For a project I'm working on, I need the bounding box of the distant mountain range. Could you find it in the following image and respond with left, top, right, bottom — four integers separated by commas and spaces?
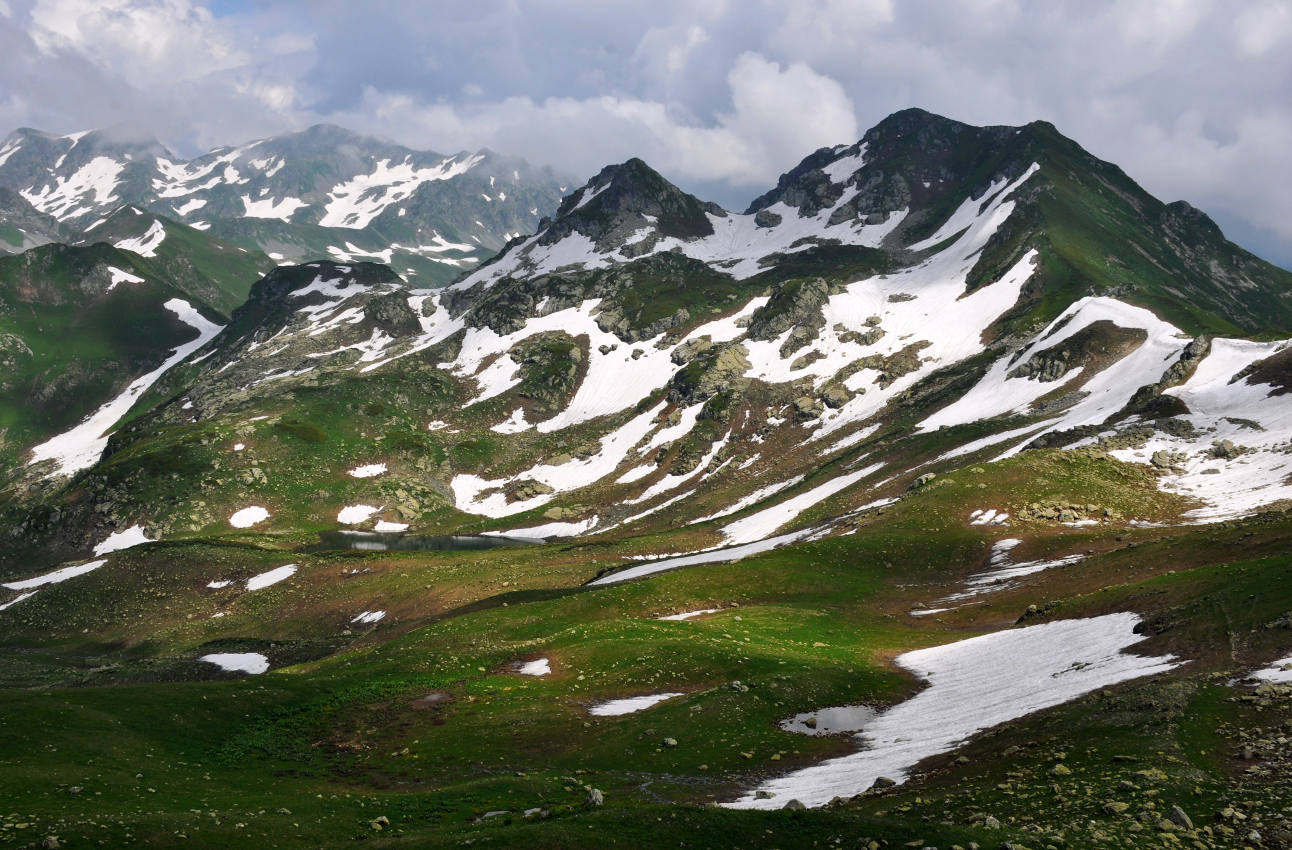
0, 124, 571, 285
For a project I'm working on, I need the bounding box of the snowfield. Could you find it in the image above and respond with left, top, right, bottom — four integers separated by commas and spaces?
727, 613, 1180, 809
29, 299, 222, 478
114, 219, 167, 257
320, 154, 483, 229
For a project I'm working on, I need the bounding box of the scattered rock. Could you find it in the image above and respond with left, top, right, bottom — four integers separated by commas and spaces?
1167, 805, 1193, 830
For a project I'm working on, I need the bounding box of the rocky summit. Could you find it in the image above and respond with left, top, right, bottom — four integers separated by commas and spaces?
0, 109, 1290, 849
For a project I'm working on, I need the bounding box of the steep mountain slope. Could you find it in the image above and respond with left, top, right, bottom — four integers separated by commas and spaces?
0, 241, 226, 474
77, 205, 273, 316
5, 110, 1291, 561
0, 110, 1290, 849
0, 187, 67, 253
0, 125, 570, 285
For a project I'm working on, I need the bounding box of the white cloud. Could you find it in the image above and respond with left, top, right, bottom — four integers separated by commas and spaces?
775, 0, 895, 47
1234, 1, 1292, 57
330, 52, 856, 191
1101, 0, 1213, 52
29, 0, 249, 85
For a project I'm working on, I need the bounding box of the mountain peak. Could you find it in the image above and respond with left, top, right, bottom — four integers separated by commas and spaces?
540, 157, 724, 249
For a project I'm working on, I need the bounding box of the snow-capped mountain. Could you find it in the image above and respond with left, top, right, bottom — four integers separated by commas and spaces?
4, 107, 1289, 563
2, 109, 1292, 847
0, 124, 570, 284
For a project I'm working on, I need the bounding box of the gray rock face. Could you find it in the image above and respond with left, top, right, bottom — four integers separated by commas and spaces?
539, 158, 721, 253
1167, 805, 1193, 830
747, 278, 830, 343
668, 344, 751, 405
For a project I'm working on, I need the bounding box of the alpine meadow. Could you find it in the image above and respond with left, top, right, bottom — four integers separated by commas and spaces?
0, 3, 1291, 849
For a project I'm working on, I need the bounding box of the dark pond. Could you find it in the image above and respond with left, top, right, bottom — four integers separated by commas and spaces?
307, 532, 545, 553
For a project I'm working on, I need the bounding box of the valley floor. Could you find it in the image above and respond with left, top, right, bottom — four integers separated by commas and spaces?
1, 460, 1290, 849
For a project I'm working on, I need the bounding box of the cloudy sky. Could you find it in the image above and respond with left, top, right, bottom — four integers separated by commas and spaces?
1, 0, 1289, 265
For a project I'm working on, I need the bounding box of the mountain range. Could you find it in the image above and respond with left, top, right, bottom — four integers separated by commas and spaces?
0, 123, 569, 283
0, 108, 1289, 849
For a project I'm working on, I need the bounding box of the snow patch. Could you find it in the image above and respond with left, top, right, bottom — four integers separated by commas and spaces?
727, 613, 1179, 809
114, 220, 167, 257
1, 559, 107, 591
229, 506, 270, 528
93, 525, 153, 555
240, 194, 308, 221
105, 265, 144, 290
338, 504, 382, 525
199, 653, 269, 674
29, 299, 222, 478
657, 608, 721, 621
517, 658, 551, 676
246, 564, 296, 591
589, 692, 684, 716
1252, 655, 1292, 684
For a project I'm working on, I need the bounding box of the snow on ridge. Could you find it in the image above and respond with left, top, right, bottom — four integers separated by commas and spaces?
908, 165, 1039, 253
105, 265, 145, 290
451, 402, 667, 519
319, 153, 484, 229
689, 476, 807, 525
921, 296, 1187, 439
114, 219, 167, 257
173, 197, 206, 216
21, 155, 126, 220
240, 194, 308, 221
819, 144, 868, 185
29, 299, 222, 478
727, 613, 1179, 809
1107, 336, 1292, 522
925, 294, 1292, 523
